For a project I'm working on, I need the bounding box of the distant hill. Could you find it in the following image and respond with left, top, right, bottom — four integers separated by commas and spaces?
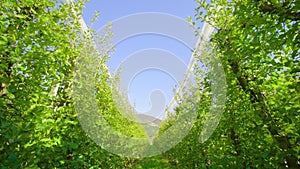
136, 113, 161, 126
135, 114, 161, 139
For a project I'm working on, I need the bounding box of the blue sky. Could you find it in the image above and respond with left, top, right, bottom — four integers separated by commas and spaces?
82, 0, 202, 118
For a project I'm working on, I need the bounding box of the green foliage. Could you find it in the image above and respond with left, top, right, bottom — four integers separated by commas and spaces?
1, 0, 299, 168
94, 47, 147, 138
157, 0, 299, 168
0, 0, 141, 168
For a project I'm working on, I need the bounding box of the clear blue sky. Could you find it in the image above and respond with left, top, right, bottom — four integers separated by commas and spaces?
82, 0, 202, 118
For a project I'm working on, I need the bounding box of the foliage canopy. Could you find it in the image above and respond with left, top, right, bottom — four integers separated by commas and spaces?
0, 0, 299, 168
